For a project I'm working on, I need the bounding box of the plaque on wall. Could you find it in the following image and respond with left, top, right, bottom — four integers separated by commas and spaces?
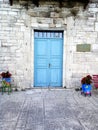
76, 44, 91, 52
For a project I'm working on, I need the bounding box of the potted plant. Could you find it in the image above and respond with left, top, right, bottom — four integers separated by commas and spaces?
0, 71, 12, 94
81, 75, 92, 96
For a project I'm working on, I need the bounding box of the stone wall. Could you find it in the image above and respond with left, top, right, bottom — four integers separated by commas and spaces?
0, 0, 98, 89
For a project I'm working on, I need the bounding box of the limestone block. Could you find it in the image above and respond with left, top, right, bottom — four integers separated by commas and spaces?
87, 38, 96, 44
56, 24, 61, 27
8, 11, 18, 16
88, 16, 96, 21
66, 37, 74, 45
12, 27, 20, 31
38, 23, 49, 28
67, 16, 74, 28
92, 44, 98, 52
86, 21, 94, 26
64, 18, 67, 24
31, 23, 38, 27
49, 23, 55, 28
31, 17, 37, 23
21, 26, 26, 31
50, 12, 59, 18
96, 13, 98, 21
17, 20, 24, 23
72, 64, 90, 73
1, 42, 12, 47
37, 18, 53, 24
10, 46, 17, 52
16, 32, 24, 39
15, 22, 24, 26
89, 3, 97, 8
4, 27, 13, 31
28, 10, 38, 17
39, 11, 50, 17
88, 8, 98, 12
83, 26, 94, 31
0, 10, 8, 15
60, 11, 70, 18
95, 22, 98, 31
73, 53, 86, 63
85, 32, 97, 38
53, 18, 63, 24
4, 56, 11, 61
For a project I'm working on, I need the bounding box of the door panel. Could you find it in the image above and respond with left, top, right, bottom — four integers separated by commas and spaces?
34, 39, 49, 86
35, 69, 49, 86
49, 39, 63, 86
34, 31, 63, 87
50, 69, 61, 86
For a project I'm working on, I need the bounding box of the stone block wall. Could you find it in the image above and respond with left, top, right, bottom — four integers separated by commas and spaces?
0, 0, 98, 89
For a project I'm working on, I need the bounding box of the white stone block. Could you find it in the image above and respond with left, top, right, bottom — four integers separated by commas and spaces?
17, 20, 24, 23
31, 23, 38, 27
56, 24, 61, 27
96, 13, 98, 21
15, 23, 24, 26
21, 26, 26, 31
49, 23, 55, 28
64, 18, 67, 24
92, 44, 98, 51
95, 22, 98, 31
67, 16, 74, 28
50, 12, 59, 18
38, 18, 53, 24
31, 18, 37, 23
9, 11, 18, 16
87, 38, 95, 44
88, 8, 98, 12
89, 3, 97, 8
0, 10, 8, 14
38, 23, 49, 28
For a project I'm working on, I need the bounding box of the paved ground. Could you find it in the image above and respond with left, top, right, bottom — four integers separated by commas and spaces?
0, 88, 98, 130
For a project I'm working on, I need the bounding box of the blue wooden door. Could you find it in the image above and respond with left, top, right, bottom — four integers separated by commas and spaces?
34, 31, 63, 87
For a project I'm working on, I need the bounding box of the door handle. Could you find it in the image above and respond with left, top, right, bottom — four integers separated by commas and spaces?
49, 63, 51, 68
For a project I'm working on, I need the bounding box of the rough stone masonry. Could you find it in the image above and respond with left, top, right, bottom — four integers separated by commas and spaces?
0, 0, 98, 89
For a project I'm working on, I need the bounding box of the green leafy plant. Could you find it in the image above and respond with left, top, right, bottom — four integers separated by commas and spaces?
2, 80, 10, 87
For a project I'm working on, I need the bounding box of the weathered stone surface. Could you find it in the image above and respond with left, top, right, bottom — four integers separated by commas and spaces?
0, 89, 98, 130
0, 2, 98, 89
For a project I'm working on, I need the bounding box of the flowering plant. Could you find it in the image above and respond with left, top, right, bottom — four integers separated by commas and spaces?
81, 75, 92, 85
2, 80, 10, 87
0, 71, 12, 78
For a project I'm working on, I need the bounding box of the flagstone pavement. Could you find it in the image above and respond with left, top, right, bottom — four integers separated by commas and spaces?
0, 88, 98, 130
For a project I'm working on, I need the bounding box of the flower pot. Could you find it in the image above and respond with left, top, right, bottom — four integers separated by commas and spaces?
2, 78, 11, 94
81, 84, 92, 96
2, 78, 11, 83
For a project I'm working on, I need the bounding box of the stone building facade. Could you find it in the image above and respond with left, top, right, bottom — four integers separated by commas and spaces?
0, 0, 98, 89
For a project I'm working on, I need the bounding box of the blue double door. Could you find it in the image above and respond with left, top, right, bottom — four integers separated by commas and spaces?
34, 31, 63, 87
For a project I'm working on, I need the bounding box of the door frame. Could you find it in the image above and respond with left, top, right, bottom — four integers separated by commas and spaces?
31, 29, 66, 88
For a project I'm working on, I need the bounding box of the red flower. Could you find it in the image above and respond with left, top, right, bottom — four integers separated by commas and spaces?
81, 75, 92, 85
81, 77, 86, 84
1, 71, 12, 78
86, 75, 92, 80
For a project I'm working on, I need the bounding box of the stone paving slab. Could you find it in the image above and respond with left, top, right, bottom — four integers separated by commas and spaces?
0, 89, 98, 130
